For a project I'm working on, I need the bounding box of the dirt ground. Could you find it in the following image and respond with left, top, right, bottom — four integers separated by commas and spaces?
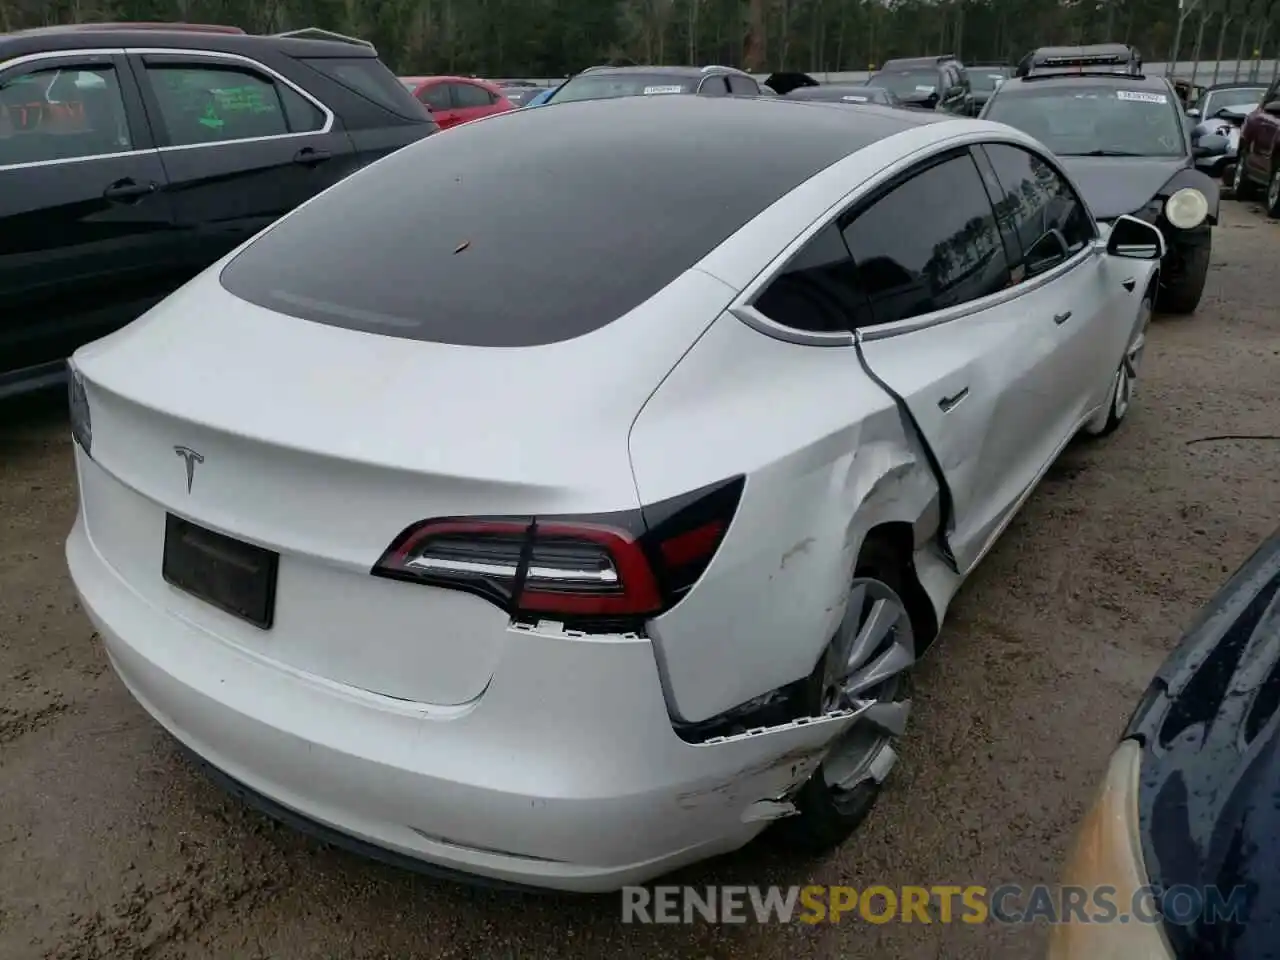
2, 201, 1279, 959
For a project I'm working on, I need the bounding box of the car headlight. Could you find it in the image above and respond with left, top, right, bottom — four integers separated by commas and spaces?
1164, 188, 1208, 230
1047, 740, 1175, 959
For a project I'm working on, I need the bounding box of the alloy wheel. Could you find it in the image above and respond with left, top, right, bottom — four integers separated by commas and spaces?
1269, 169, 1280, 212
820, 577, 915, 808
1114, 296, 1152, 421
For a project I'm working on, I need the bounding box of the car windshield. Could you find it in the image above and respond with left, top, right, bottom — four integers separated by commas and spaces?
970, 71, 1009, 92
1200, 87, 1265, 117
984, 84, 1186, 157
549, 73, 696, 103
869, 70, 938, 96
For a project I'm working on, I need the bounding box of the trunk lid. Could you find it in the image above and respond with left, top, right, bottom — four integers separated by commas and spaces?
73, 267, 735, 703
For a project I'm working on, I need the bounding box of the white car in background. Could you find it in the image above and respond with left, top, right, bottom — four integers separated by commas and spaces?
65, 95, 1162, 892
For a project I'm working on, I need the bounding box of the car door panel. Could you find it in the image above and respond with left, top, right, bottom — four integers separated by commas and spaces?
130, 52, 357, 272
0, 52, 179, 381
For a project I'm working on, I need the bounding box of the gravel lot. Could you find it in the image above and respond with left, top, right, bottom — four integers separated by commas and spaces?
2, 200, 1279, 959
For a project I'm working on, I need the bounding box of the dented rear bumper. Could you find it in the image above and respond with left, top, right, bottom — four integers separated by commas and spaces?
68, 514, 858, 892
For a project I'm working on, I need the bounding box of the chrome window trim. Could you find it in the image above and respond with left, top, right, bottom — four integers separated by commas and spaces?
0, 45, 333, 172
731, 129, 1102, 346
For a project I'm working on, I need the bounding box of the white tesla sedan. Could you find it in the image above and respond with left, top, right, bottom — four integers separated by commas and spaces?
65, 95, 1162, 892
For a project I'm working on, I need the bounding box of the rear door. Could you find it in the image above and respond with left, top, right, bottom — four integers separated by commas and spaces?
850, 148, 1092, 573
0, 51, 177, 387
129, 49, 357, 271
1248, 76, 1280, 178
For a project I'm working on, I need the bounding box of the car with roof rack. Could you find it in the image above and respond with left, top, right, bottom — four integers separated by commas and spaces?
531, 64, 764, 106
982, 45, 1218, 314
0, 21, 437, 399
869, 54, 972, 114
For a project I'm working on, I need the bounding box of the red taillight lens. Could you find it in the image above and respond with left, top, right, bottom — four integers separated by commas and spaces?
372, 477, 744, 625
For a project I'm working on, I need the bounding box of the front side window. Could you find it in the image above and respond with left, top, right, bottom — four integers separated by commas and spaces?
418, 83, 451, 111
0, 64, 132, 166
983, 83, 1186, 157
144, 64, 294, 144
548, 73, 697, 104
981, 143, 1095, 278
452, 82, 495, 108
841, 153, 1010, 325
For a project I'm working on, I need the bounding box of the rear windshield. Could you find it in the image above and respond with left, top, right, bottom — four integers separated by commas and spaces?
548, 72, 697, 103
870, 70, 939, 96
300, 57, 427, 119
219, 101, 824, 346
970, 71, 1009, 92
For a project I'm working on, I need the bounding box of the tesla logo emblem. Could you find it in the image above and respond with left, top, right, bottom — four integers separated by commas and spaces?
173, 445, 204, 493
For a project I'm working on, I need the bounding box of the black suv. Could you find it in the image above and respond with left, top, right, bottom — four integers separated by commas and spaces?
870, 54, 972, 113
0, 23, 438, 399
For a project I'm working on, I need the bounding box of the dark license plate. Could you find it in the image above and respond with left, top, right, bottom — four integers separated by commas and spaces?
162, 514, 278, 629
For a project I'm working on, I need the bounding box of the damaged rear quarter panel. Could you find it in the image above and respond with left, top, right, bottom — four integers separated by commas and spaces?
629, 311, 942, 725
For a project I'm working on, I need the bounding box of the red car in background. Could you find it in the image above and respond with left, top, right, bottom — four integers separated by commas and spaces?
1233, 72, 1280, 214
398, 76, 514, 129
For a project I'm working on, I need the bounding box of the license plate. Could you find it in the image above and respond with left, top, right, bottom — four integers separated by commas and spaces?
162, 514, 278, 629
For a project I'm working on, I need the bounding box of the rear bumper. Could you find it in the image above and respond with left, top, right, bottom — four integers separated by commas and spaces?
67, 509, 856, 892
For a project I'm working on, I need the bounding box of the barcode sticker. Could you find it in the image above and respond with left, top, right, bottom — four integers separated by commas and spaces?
841, 95, 869, 102
643, 85, 685, 95
1116, 90, 1168, 104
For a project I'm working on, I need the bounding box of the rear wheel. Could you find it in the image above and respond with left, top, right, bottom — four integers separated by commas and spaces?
1233, 145, 1260, 200
1267, 164, 1280, 218
776, 540, 916, 851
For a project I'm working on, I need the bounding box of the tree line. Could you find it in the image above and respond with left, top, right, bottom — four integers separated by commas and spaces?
1, 0, 1276, 79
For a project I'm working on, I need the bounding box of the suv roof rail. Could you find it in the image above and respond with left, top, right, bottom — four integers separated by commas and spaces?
39, 21, 247, 34
271, 27, 375, 49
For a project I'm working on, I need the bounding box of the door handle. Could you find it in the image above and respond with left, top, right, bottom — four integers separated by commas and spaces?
293, 147, 332, 166
102, 179, 156, 201
1053, 311, 1073, 324
938, 386, 969, 412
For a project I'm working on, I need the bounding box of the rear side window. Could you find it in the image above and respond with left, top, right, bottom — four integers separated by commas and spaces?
840, 153, 1009, 325
980, 143, 1095, 279
220, 105, 832, 346
300, 56, 427, 119
453, 82, 495, 108
144, 64, 296, 143
727, 75, 759, 96
754, 224, 871, 333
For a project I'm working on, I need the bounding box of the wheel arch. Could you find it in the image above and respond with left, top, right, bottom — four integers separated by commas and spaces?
857, 521, 941, 655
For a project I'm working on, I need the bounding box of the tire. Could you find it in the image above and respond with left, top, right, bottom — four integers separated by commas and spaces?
1083, 288, 1153, 438
1157, 235, 1210, 315
1267, 163, 1280, 218
774, 538, 916, 852
1233, 145, 1260, 200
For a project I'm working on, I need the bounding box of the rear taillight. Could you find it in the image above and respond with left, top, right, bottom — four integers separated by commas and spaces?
67, 362, 91, 456
372, 476, 744, 626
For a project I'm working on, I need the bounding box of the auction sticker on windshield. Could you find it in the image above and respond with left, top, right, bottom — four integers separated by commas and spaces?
643, 85, 685, 94
1116, 90, 1168, 104
842, 95, 869, 101
915, 85, 935, 92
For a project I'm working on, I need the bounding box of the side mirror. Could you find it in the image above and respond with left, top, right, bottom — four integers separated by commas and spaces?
1105, 214, 1165, 261
1186, 107, 1201, 118
1193, 132, 1230, 156
1266, 100, 1280, 114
